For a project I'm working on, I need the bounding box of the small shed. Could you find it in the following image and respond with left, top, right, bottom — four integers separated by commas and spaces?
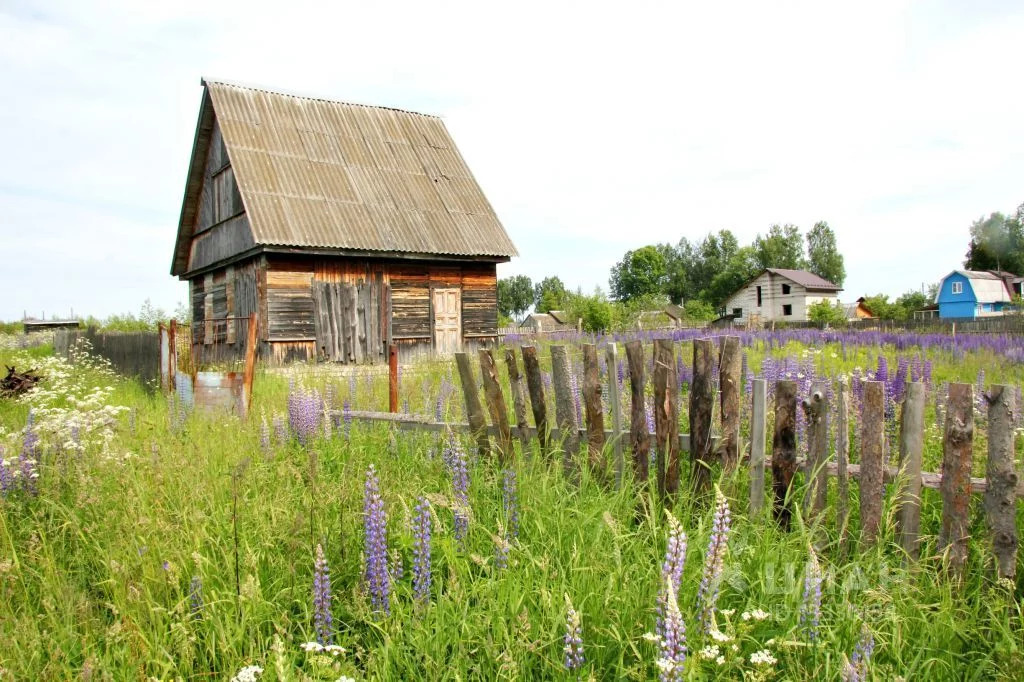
171, 79, 517, 364
23, 319, 81, 334
521, 313, 562, 332
843, 297, 875, 321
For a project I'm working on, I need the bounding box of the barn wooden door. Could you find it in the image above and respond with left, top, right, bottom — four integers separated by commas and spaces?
432, 288, 462, 355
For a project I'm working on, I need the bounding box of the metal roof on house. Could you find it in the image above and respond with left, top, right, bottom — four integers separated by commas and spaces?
172, 79, 517, 275
765, 268, 841, 291
947, 270, 1013, 303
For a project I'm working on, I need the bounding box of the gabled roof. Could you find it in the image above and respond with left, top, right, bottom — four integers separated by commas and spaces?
764, 268, 841, 291
172, 79, 517, 275
939, 270, 1012, 303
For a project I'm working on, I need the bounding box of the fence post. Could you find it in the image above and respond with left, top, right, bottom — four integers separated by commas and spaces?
625, 340, 651, 487
582, 343, 608, 484
860, 381, 885, 547
940, 382, 973, 578
241, 313, 259, 418
654, 338, 680, 504
606, 343, 625, 490
896, 381, 925, 560
505, 347, 531, 456
750, 378, 767, 515
550, 345, 580, 481
521, 346, 548, 457
479, 349, 513, 463
719, 336, 741, 471
690, 338, 715, 498
455, 352, 490, 458
836, 379, 850, 552
772, 380, 797, 529
801, 381, 828, 522
388, 343, 399, 413
984, 385, 1017, 580
169, 319, 178, 390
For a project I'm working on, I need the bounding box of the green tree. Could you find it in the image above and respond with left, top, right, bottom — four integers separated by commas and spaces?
683, 300, 716, 321
658, 242, 688, 305
808, 300, 846, 326
564, 289, 613, 332
753, 224, 806, 271
497, 275, 534, 321
706, 245, 758, 307
805, 221, 846, 286
533, 276, 569, 313
609, 245, 667, 301
964, 206, 1024, 275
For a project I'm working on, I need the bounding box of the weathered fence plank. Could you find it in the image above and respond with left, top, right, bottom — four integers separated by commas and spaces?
860, 381, 886, 547
896, 381, 925, 560
479, 349, 513, 462
504, 347, 531, 455
940, 382, 973, 578
653, 339, 680, 503
836, 379, 850, 551
750, 378, 767, 515
625, 340, 650, 486
719, 336, 741, 471
772, 380, 797, 529
521, 346, 548, 457
984, 384, 1017, 580
582, 344, 608, 483
455, 352, 490, 457
606, 343, 625, 489
801, 381, 828, 522
550, 345, 580, 480
690, 338, 715, 497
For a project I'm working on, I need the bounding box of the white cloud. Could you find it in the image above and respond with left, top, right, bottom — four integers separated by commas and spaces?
1, 0, 1022, 319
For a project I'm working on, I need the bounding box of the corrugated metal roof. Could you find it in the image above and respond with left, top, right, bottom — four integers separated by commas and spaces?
766, 268, 841, 291
954, 270, 1012, 303
173, 80, 516, 274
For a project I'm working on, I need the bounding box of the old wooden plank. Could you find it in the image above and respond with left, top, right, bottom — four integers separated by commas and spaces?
836, 379, 851, 552
750, 379, 767, 515
505, 347, 531, 455
582, 343, 607, 484
654, 338, 680, 503
984, 384, 1017, 580
479, 349, 513, 463
801, 381, 828, 522
860, 381, 886, 547
940, 382, 973, 578
454, 352, 490, 457
690, 338, 714, 498
718, 336, 741, 471
896, 382, 926, 560
772, 380, 797, 530
606, 343, 625, 490
625, 340, 650, 486
521, 345, 549, 457
551, 345, 580, 480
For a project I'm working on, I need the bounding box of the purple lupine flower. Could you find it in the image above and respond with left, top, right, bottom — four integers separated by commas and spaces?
502, 469, 520, 540
0, 446, 12, 497
494, 534, 510, 570
874, 355, 888, 384
313, 543, 333, 644
273, 413, 288, 445
288, 388, 322, 446
260, 415, 271, 454
363, 465, 390, 615
696, 489, 731, 633
800, 547, 823, 641
617, 360, 624, 386
189, 575, 204, 621
446, 435, 470, 549
922, 359, 932, 388
656, 514, 688, 655
657, 579, 687, 682
563, 594, 585, 671
342, 401, 352, 441
843, 627, 874, 681
412, 497, 432, 605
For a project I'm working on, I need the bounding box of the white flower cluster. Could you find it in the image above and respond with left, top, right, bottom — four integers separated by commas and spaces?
742, 609, 771, 621
749, 649, 777, 666
230, 665, 263, 682
300, 642, 346, 656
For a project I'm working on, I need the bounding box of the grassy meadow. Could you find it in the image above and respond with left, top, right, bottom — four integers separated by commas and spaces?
1, 330, 1022, 681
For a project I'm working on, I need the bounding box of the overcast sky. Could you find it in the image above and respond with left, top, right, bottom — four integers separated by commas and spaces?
2, 0, 1022, 321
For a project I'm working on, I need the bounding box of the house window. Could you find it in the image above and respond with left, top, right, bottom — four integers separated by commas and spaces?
783, 304, 793, 316
781, 283, 791, 295
951, 281, 963, 295
756, 286, 762, 306
732, 307, 742, 317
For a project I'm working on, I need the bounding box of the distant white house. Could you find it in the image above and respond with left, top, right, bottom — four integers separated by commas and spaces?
722, 268, 842, 324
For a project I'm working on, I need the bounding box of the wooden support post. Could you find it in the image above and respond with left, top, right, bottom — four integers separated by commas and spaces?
940, 382, 973, 578
654, 339, 681, 503
550, 345, 580, 479
606, 343, 625, 490
455, 352, 490, 458
479, 349, 513, 463
718, 336, 741, 471
168, 319, 177, 389
690, 338, 715, 498
505, 347, 531, 456
388, 343, 399, 413
772, 380, 797, 529
240, 313, 259, 418
582, 344, 608, 483
625, 340, 650, 486
860, 381, 885, 547
896, 382, 925, 560
801, 381, 828, 522
984, 384, 1017, 580
750, 379, 767, 515
521, 346, 548, 457
836, 379, 850, 552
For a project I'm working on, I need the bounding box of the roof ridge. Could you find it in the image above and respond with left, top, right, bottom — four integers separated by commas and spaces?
201, 77, 444, 119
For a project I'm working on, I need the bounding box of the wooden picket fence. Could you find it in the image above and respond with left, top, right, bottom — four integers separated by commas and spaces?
342, 336, 1020, 581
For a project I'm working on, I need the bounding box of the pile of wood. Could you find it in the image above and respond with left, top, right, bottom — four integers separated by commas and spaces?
1, 366, 41, 397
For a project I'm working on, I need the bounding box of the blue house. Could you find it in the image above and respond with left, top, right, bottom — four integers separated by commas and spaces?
935, 270, 1014, 319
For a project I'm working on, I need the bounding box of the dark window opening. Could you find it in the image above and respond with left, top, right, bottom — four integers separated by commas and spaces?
756, 286, 762, 306
781, 283, 791, 295
783, 304, 793, 316
732, 307, 742, 317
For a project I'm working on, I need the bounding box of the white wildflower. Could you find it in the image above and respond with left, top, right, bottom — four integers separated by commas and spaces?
709, 628, 732, 643
642, 632, 661, 643
335, 677, 356, 682
720, 608, 735, 617
324, 644, 346, 656
750, 649, 777, 666
699, 645, 720, 660
716, 655, 725, 666
230, 665, 263, 682
742, 608, 770, 621
301, 641, 325, 653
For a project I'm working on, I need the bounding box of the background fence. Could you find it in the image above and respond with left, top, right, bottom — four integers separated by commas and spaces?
55, 327, 160, 386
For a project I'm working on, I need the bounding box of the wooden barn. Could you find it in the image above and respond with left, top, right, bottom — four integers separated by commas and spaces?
171, 79, 517, 364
